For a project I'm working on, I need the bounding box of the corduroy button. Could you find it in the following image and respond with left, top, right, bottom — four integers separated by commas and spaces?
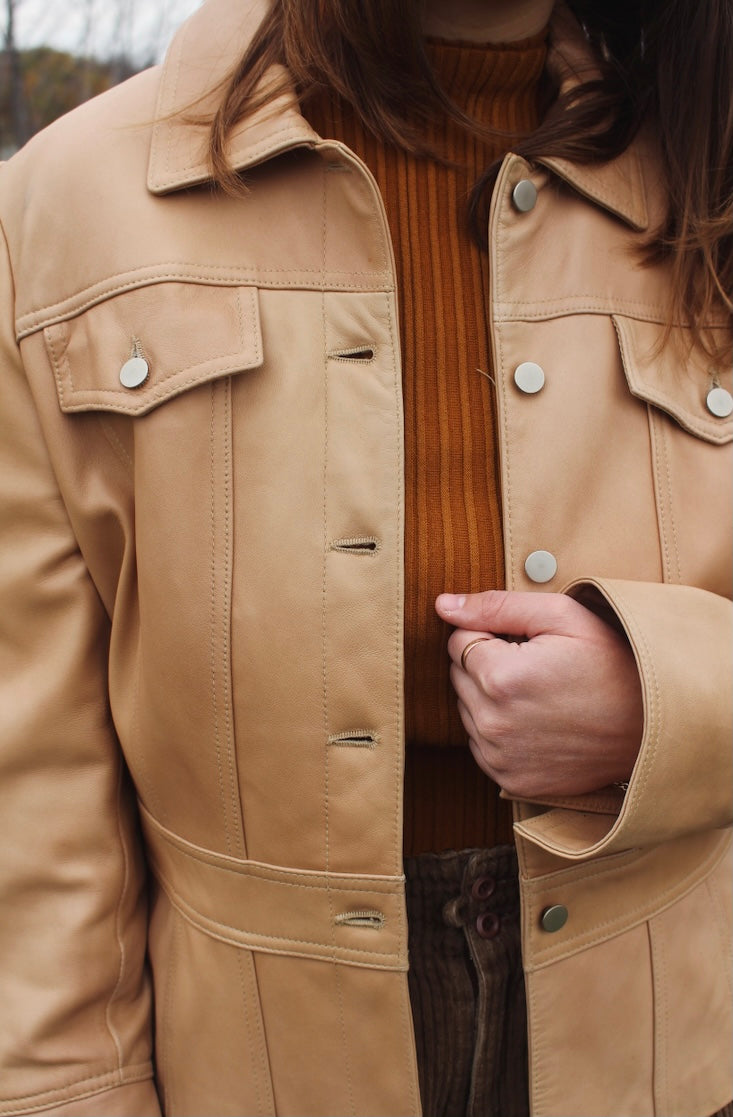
471, 875, 496, 901
119, 356, 149, 389
706, 386, 733, 418
540, 905, 568, 933
476, 911, 501, 940
524, 550, 557, 584
514, 362, 545, 394
512, 179, 537, 212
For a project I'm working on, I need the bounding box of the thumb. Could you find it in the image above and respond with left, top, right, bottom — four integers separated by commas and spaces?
435, 589, 577, 638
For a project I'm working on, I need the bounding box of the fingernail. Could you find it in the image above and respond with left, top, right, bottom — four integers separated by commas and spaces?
437, 593, 466, 613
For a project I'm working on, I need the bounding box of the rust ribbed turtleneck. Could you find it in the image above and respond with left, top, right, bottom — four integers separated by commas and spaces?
305, 33, 547, 853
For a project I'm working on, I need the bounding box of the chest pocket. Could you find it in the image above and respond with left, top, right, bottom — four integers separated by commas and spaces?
613, 314, 732, 445
613, 314, 732, 591
44, 281, 263, 416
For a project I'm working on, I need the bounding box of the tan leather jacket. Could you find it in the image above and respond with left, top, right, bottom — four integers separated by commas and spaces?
0, 1, 731, 1114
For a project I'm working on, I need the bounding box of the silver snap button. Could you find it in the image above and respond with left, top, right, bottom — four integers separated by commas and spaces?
706, 386, 733, 418
512, 179, 537, 213
514, 362, 545, 394
540, 905, 568, 933
119, 356, 149, 389
524, 550, 557, 584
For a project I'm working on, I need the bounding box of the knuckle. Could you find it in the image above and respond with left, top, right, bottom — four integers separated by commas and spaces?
473, 707, 495, 741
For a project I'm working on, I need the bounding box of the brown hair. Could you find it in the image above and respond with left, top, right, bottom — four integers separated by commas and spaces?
208, 0, 732, 358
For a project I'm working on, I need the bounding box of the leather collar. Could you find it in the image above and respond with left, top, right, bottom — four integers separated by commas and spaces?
147, 0, 651, 231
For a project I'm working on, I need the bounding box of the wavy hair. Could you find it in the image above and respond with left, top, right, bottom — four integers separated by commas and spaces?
207, 0, 732, 359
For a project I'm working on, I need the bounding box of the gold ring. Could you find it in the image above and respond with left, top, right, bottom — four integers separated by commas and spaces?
460, 637, 491, 671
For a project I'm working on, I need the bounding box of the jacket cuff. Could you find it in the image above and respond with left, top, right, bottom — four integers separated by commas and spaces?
513, 577, 733, 859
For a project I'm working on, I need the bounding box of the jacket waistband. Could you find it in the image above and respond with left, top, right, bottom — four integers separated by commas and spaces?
139, 803, 409, 970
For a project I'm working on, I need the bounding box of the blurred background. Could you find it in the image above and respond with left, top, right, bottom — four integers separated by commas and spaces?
1, 0, 202, 155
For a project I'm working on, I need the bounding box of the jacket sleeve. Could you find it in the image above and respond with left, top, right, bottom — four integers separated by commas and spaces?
0, 225, 160, 1114
513, 576, 732, 859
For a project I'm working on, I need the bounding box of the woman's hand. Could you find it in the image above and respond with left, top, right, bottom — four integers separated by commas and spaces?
434, 590, 644, 799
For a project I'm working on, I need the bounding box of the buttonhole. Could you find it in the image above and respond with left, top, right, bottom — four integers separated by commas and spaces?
330, 537, 380, 556
334, 910, 385, 930
327, 730, 379, 749
329, 345, 376, 362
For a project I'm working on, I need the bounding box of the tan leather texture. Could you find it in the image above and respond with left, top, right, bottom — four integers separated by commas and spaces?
0, 1, 730, 1114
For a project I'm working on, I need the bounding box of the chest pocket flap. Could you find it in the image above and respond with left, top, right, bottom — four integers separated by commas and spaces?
44, 282, 262, 416
613, 314, 732, 445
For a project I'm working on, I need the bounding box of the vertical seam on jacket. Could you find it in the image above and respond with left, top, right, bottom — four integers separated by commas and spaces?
383, 245, 420, 1114
319, 161, 356, 1117
221, 376, 246, 857
493, 163, 514, 589
705, 876, 733, 998
648, 917, 667, 1115
160, 911, 181, 1114
657, 413, 682, 582
210, 384, 232, 855
648, 408, 682, 584
235, 950, 271, 1115
105, 756, 129, 1076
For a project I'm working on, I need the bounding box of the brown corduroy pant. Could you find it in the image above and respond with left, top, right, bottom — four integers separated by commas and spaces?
404, 846, 733, 1117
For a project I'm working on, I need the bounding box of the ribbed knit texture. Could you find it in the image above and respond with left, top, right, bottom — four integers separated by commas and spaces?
305, 34, 547, 854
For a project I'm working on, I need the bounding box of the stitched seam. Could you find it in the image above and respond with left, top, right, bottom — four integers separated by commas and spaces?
244, 950, 276, 1114
60, 360, 255, 415
494, 301, 728, 327
648, 409, 674, 583
209, 385, 231, 856
705, 876, 733, 998
655, 412, 682, 582
527, 838, 726, 963
105, 760, 128, 1072
98, 418, 134, 473
649, 917, 668, 1114
383, 284, 402, 880
221, 378, 245, 857
19, 272, 391, 335
660, 418, 682, 581
67, 342, 249, 396
0, 1066, 152, 1113
161, 912, 180, 1116
44, 324, 69, 405
607, 583, 658, 808
617, 316, 730, 442
152, 861, 401, 895
494, 166, 515, 588
157, 121, 314, 183
143, 818, 405, 888
154, 905, 405, 971
155, 875, 400, 958
235, 951, 264, 1115
320, 163, 356, 1117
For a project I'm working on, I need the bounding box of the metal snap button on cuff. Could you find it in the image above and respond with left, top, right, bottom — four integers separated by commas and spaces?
524, 550, 557, 584
514, 362, 545, 394
540, 905, 568, 933
471, 875, 496, 901
706, 386, 733, 418
512, 179, 537, 212
476, 911, 501, 940
119, 356, 149, 389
